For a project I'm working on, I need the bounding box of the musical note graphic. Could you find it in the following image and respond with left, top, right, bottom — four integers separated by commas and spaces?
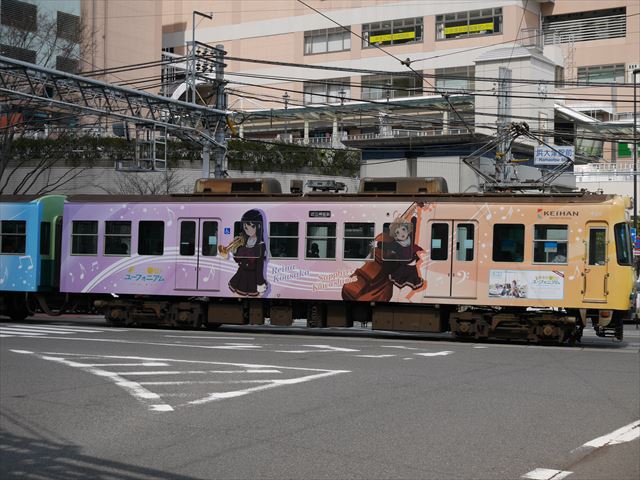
474, 204, 492, 221
91, 261, 99, 271
500, 206, 513, 220
166, 207, 175, 227
79, 263, 86, 280
568, 265, 581, 281
0, 266, 8, 284
202, 265, 216, 282
18, 256, 33, 270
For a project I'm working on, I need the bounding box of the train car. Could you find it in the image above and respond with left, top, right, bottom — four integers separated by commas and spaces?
58, 181, 636, 343
0, 194, 65, 320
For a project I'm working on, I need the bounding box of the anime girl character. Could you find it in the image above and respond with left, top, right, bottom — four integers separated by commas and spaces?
342, 216, 424, 302
225, 209, 268, 296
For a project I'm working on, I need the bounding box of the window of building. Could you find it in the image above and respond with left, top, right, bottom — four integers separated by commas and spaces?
493, 224, 524, 262
436, 8, 502, 40
363, 17, 423, 47
543, 8, 626, 45
306, 222, 336, 259
344, 223, 374, 260
435, 66, 475, 93
179, 221, 195, 256
56, 11, 80, 42
614, 223, 632, 266
0, 0, 37, 32
456, 223, 474, 261
201, 221, 218, 256
104, 221, 131, 256
303, 78, 350, 105
533, 225, 567, 264
429, 223, 448, 261
138, 221, 164, 255
40, 222, 51, 255
577, 64, 625, 85
71, 221, 98, 255
1, 220, 26, 254
361, 73, 423, 101
0, 44, 36, 63
304, 27, 350, 55
56, 56, 79, 73
269, 222, 298, 258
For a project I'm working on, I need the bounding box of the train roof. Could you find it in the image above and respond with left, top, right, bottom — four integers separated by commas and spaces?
65, 191, 619, 205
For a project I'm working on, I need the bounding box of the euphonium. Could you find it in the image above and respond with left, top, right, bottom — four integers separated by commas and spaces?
218, 235, 245, 259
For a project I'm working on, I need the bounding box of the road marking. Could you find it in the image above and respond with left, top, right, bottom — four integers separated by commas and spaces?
381, 345, 420, 350
0, 324, 117, 338
521, 468, 572, 480
415, 351, 454, 357
10, 350, 349, 413
275, 344, 359, 353
354, 354, 396, 358
164, 335, 256, 340
571, 420, 640, 454
82, 362, 170, 367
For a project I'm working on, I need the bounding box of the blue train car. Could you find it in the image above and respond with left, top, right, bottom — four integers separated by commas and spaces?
0, 195, 65, 320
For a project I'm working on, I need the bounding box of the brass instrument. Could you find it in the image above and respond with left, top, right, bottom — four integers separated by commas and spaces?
218, 235, 245, 259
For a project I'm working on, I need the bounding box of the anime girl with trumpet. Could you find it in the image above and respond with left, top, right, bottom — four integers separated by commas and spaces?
218, 209, 268, 296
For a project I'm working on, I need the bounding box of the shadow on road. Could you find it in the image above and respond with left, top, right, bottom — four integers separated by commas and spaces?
0, 429, 205, 480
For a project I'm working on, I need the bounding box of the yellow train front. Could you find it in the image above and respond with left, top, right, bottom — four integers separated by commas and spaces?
411, 193, 636, 343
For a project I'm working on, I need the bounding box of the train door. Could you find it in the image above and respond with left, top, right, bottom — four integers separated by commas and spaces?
424, 221, 478, 298
583, 222, 608, 302
175, 218, 220, 291
197, 219, 220, 291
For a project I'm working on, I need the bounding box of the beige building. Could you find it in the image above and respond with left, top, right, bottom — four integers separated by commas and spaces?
160, 0, 639, 187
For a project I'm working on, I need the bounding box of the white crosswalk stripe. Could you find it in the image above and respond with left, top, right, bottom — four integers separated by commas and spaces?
0, 323, 119, 337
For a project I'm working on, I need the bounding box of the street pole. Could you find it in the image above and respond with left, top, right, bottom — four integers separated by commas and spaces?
633, 68, 639, 232
191, 10, 213, 104
214, 44, 227, 179
282, 92, 289, 139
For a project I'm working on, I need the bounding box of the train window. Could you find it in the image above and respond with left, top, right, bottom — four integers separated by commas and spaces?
533, 225, 567, 264
40, 222, 51, 255
138, 221, 164, 255
179, 221, 196, 256
430, 223, 448, 261
588, 228, 606, 266
71, 221, 98, 255
201, 221, 218, 256
456, 223, 474, 261
614, 223, 632, 266
344, 223, 374, 260
269, 222, 298, 258
0, 220, 26, 254
492, 224, 524, 262
306, 222, 336, 259
104, 221, 131, 256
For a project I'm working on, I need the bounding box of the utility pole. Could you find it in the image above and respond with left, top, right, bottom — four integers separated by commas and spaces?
214, 44, 227, 179
495, 66, 512, 185
633, 67, 639, 232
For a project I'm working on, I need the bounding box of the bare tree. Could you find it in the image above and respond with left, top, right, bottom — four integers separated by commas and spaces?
0, 3, 97, 194
103, 168, 190, 195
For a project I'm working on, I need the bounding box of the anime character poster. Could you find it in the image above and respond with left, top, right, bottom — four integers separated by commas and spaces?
342, 203, 425, 302
220, 209, 268, 296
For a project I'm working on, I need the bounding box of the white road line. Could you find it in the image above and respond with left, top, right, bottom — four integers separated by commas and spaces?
9, 325, 104, 333
140, 380, 273, 385
0, 329, 46, 336
0, 334, 14, 337
415, 351, 454, 357
571, 420, 640, 454
82, 362, 170, 367
381, 345, 420, 350
10, 350, 349, 413
275, 344, 359, 353
354, 354, 396, 358
164, 335, 256, 340
521, 468, 573, 480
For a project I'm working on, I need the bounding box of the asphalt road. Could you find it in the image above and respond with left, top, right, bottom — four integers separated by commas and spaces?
1, 315, 639, 480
